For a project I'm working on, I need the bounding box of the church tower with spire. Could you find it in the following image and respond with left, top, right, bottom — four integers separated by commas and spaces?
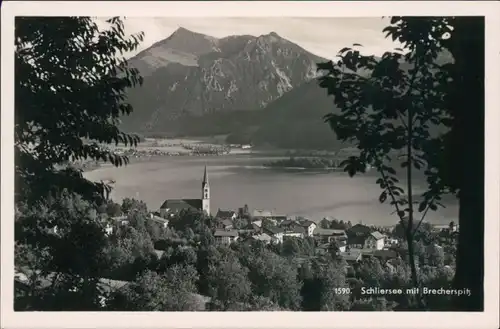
202, 166, 210, 215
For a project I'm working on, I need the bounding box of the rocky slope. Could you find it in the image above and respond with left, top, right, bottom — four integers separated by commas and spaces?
120, 27, 326, 132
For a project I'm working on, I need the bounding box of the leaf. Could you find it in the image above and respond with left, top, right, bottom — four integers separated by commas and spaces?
379, 191, 388, 203
418, 201, 427, 212
338, 47, 351, 54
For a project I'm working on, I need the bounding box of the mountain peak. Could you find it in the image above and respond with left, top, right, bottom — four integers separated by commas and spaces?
169, 26, 211, 39
257, 31, 285, 44
172, 26, 195, 35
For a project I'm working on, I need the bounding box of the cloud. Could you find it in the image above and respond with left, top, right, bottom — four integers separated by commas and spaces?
98, 17, 403, 59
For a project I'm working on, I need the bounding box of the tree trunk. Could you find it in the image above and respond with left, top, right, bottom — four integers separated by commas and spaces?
446, 17, 485, 311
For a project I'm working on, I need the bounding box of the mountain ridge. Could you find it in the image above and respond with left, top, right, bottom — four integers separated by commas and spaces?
120, 27, 327, 132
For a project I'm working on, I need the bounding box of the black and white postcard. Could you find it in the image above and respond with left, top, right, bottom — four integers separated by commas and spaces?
1, 1, 499, 329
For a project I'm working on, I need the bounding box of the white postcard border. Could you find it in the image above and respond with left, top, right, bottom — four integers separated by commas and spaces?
1, 1, 499, 329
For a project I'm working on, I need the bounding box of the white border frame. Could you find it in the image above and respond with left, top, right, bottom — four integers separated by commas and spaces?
2, 1, 499, 329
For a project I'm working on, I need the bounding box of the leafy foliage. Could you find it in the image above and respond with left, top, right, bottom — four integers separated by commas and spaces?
317, 17, 458, 296
15, 17, 144, 204
111, 267, 200, 311
15, 191, 110, 310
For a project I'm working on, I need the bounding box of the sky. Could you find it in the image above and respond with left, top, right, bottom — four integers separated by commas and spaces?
108, 17, 403, 59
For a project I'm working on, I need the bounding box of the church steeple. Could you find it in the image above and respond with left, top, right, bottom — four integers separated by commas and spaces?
202, 166, 210, 216
202, 165, 208, 185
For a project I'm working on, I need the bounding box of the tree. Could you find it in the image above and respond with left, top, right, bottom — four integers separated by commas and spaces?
111, 267, 200, 311
15, 191, 110, 310
15, 17, 144, 205
205, 255, 252, 310
301, 258, 350, 311
239, 247, 302, 310
104, 225, 155, 281
282, 237, 301, 257
319, 218, 331, 229
105, 201, 123, 217
170, 246, 198, 266
121, 198, 148, 215
357, 257, 386, 288
317, 17, 456, 306
426, 244, 445, 267
441, 17, 484, 311
315, 259, 351, 311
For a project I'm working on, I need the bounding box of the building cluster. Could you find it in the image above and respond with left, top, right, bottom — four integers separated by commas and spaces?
211, 210, 397, 254
101, 167, 458, 270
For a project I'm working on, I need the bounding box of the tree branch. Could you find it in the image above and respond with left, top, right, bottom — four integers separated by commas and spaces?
412, 196, 436, 236
377, 163, 408, 232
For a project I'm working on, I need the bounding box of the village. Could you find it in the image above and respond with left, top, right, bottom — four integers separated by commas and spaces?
101, 166, 459, 274
103, 202, 459, 277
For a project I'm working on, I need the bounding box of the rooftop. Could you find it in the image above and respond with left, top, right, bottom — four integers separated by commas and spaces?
370, 231, 385, 240
214, 229, 239, 237
339, 250, 362, 261
287, 225, 306, 234
263, 225, 285, 235
298, 220, 316, 227
252, 233, 272, 241
313, 228, 346, 236
216, 209, 236, 219
218, 219, 233, 227
160, 199, 202, 212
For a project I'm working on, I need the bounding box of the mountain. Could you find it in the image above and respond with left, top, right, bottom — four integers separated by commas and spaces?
226, 80, 345, 150
120, 27, 327, 133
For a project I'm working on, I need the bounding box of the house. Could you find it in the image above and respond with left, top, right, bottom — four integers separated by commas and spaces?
279, 219, 295, 230
104, 222, 114, 236
159, 167, 211, 217
251, 233, 272, 245
215, 209, 237, 220
213, 229, 239, 245
384, 237, 399, 248
298, 220, 317, 237
273, 215, 288, 223
316, 239, 347, 255
337, 240, 347, 252
216, 218, 234, 230
346, 224, 372, 248
339, 249, 363, 264
361, 249, 399, 264
262, 225, 284, 244
154, 249, 165, 259
313, 228, 347, 243
347, 223, 372, 236
238, 222, 261, 235
111, 215, 129, 226
315, 240, 344, 255
149, 213, 169, 228
363, 231, 385, 250
283, 225, 306, 238
251, 219, 262, 228
433, 222, 459, 233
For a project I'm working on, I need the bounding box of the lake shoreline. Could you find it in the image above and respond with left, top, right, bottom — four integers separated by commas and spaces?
83, 154, 459, 227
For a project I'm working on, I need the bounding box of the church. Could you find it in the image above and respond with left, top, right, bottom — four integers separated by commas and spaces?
159, 166, 211, 218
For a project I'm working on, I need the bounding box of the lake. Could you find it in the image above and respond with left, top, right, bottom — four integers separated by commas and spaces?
84, 154, 459, 226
